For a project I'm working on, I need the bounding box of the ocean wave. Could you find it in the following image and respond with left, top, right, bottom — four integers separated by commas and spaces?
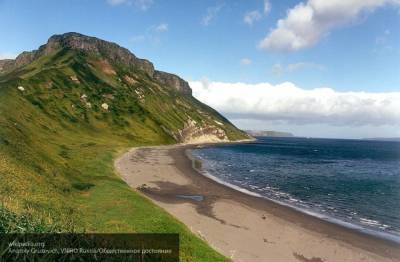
194, 165, 400, 244
190, 143, 400, 244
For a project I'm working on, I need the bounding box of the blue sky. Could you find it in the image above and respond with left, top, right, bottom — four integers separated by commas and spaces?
1, 0, 399, 138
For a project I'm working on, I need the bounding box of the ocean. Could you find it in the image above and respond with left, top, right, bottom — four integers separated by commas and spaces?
190, 137, 400, 242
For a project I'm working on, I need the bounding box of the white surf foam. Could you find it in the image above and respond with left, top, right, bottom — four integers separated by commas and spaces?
188, 149, 400, 244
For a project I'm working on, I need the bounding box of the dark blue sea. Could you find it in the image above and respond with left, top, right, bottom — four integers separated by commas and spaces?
191, 137, 400, 242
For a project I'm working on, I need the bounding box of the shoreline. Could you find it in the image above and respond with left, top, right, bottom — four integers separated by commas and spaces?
187, 145, 400, 245
115, 143, 400, 261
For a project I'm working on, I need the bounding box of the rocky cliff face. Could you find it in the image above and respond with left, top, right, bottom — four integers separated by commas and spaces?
154, 71, 192, 95
0, 59, 14, 72
0, 32, 191, 95
46, 33, 156, 76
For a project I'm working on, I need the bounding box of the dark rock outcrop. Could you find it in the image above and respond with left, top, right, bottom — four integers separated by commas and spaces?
154, 71, 192, 95
46, 33, 156, 76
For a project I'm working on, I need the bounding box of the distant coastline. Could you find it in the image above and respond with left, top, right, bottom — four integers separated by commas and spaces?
362, 137, 400, 142
245, 130, 294, 137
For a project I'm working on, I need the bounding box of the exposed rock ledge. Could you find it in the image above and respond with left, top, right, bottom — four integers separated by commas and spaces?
175, 119, 229, 144
153, 71, 191, 95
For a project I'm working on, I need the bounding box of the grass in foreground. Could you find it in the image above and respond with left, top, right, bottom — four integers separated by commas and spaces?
0, 48, 233, 260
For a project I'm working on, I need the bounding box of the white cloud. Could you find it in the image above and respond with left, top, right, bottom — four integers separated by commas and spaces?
0, 52, 17, 60
189, 80, 400, 126
243, 1, 271, 26
244, 10, 262, 25
155, 23, 168, 32
240, 58, 252, 65
258, 0, 400, 52
264, 0, 271, 14
106, 0, 153, 10
202, 3, 224, 26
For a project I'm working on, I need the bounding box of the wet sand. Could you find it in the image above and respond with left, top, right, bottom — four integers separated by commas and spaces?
115, 144, 400, 262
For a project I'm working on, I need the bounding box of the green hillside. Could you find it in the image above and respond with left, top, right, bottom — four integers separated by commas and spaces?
0, 32, 248, 260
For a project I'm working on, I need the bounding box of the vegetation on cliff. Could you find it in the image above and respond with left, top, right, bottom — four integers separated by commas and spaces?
0, 32, 248, 260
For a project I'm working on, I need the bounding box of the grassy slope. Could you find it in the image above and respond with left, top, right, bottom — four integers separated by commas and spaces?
0, 49, 241, 261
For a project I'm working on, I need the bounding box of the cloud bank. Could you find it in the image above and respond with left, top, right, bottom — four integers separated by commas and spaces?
258, 0, 400, 51
189, 81, 400, 126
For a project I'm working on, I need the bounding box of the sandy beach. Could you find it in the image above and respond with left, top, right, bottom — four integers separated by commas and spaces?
115, 144, 400, 262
